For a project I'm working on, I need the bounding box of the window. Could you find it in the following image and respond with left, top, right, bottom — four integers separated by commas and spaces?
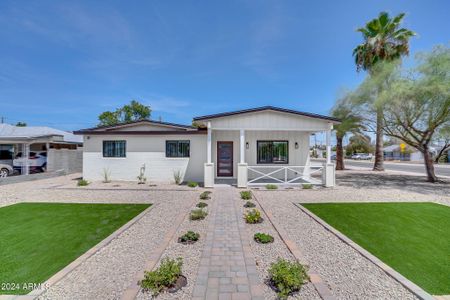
166, 140, 190, 157
103, 140, 126, 157
257, 141, 288, 164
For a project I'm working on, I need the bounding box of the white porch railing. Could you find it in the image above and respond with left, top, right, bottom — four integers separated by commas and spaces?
247, 165, 323, 185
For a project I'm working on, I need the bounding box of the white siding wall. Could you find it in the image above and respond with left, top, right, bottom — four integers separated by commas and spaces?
82, 134, 206, 182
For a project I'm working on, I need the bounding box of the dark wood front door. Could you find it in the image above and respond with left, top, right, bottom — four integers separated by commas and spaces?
217, 141, 233, 177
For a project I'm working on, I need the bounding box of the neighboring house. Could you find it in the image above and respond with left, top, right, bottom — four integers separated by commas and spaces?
383, 144, 437, 162
0, 124, 83, 175
75, 106, 340, 187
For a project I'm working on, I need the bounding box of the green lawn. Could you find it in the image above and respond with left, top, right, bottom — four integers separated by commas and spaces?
302, 202, 450, 295
0, 202, 150, 295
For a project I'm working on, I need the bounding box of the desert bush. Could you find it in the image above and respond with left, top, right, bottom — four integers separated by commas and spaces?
254, 232, 274, 244
187, 181, 198, 188
140, 257, 183, 296
190, 209, 207, 220
178, 231, 200, 244
196, 202, 208, 208
77, 179, 89, 186
268, 258, 309, 299
173, 170, 183, 185
243, 201, 256, 208
302, 183, 313, 189
265, 184, 278, 190
244, 209, 263, 224
199, 191, 211, 200
240, 190, 252, 200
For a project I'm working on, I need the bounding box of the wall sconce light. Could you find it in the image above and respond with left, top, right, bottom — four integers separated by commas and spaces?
295, 142, 299, 149
246, 142, 249, 149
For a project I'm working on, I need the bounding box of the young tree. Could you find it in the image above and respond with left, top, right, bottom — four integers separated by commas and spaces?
434, 125, 450, 163
353, 12, 415, 171
98, 100, 151, 126
381, 46, 450, 182
331, 94, 364, 170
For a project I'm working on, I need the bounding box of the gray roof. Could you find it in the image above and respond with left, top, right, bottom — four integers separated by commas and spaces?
0, 124, 83, 143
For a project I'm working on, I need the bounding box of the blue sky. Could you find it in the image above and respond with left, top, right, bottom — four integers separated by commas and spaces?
0, 0, 449, 132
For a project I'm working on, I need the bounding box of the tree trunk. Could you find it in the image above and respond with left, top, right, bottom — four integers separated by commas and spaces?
423, 146, 437, 182
336, 136, 345, 170
373, 108, 385, 171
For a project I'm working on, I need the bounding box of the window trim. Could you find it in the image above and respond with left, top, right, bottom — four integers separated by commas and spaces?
165, 140, 190, 158
256, 140, 289, 164
102, 140, 126, 158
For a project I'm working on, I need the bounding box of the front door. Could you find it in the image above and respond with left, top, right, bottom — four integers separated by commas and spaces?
217, 141, 233, 177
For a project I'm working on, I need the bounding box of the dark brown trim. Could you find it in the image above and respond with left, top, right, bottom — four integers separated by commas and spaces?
193, 106, 341, 123
74, 130, 206, 135
77, 119, 196, 132
217, 141, 233, 177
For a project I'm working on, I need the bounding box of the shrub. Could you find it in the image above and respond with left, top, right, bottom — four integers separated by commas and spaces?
137, 164, 147, 184
178, 231, 200, 244
254, 233, 274, 244
140, 257, 183, 296
243, 201, 256, 208
102, 168, 111, 183
173, 170, 183, 185
190, 209, 208, 220
196, 202, 208, 208
77, 179, 89, 186
199, 191, 211, 200
302, 184, 313, 189
268, 258, 309, 299
244, 209, 263, 224
266, 184, 278, 190
187, 181, 198, 188
240, 190, 252, 200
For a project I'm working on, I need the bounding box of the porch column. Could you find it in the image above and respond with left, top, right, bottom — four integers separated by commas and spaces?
204, 121, 214, 188
322, 123, 335, 187
237, 129, 248, 188
23, 143, 30, 176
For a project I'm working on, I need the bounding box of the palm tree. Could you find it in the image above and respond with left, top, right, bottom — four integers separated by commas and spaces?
331, 96, 364, 170
353, 12, 415, 171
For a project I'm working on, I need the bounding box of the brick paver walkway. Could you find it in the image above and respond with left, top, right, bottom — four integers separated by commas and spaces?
192, 187, 265, 300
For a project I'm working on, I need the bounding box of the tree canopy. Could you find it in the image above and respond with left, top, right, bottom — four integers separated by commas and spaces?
98, 100, 151, 126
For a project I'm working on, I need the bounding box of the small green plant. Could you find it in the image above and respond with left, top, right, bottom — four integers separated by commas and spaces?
268, 258, 309, 299
173, 170, 183, 185
240, 190, 252, 200
266, 184, 278, 190
254, 233, 274, 244
187, 181, 198, 188
140, 257, 183, 296
102, 168, 111, 183
302, 183, 313, 189
178, 231, 200, 244
137, 164, 147, 184
244, 209, 263, 224
77, 179, 89, 186
244, 201, 256, 208
199, 191, 211, 200
196, 202, 208, 208
190, 209, 208, 220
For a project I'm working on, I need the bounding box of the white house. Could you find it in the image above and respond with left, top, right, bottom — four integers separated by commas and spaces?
75, 106, 340, 187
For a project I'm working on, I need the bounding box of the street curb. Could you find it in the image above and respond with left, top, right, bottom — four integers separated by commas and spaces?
253, 193, 335, 300
295, 203, 435, 300
0, 203, 155, 300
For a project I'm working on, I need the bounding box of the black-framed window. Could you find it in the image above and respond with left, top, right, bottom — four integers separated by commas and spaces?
257, 141, 288, 164
166, 140, 190, 157
103, 140, 126, 157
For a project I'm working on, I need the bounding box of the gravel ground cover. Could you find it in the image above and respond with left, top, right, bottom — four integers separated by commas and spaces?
254, 191, 419, 300
236, 194, 320, 300
136, 192, 213, 300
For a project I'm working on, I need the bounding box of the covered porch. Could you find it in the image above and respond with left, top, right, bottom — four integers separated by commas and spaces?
193, 106, 339, 188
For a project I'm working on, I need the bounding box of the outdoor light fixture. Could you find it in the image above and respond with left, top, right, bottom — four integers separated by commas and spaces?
246, 142, 249, 149
295, 142, 299, 149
